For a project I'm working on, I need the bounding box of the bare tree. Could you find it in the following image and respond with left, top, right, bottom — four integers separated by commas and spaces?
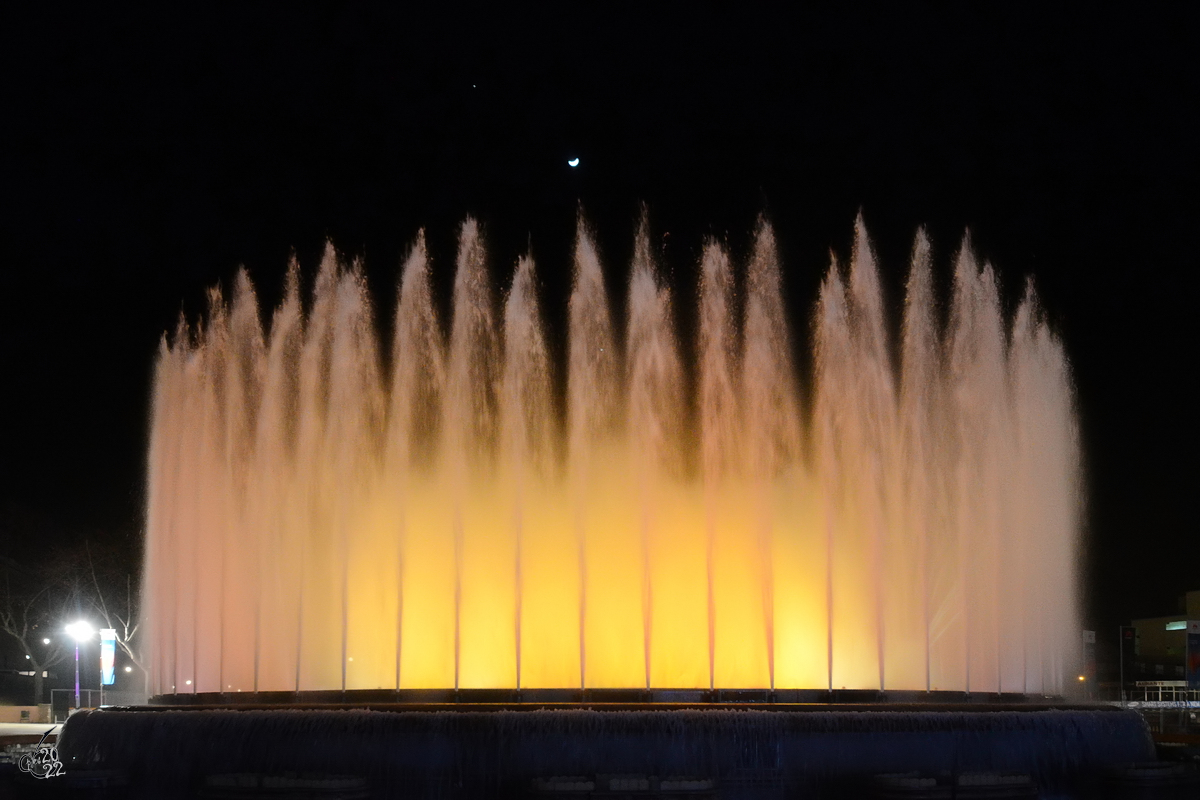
0, 556, 82, 706
84, 541, 146, 692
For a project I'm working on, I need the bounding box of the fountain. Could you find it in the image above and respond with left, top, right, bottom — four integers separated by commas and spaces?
57, 216, 1156, 797
139, 215, 1079, 696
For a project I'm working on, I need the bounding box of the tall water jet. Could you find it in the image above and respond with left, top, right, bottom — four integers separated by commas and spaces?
501, 253, 552, 689
387, 233, 450, 689
253, 262, 303, 692
947, 239, 1009, 693
445, 220, 502, 689
813, 252, 860, 690
144, 216, 1080, 697
626, 219, 685, 688
701, 238, 773, 689
741, 221, 803, 690
898, 230, 938, 693
846, 218, 897, 691
328, 264, 384, 691
1008, 280, 1080, 694
567, 221, 617, 688
293, 248, 339, 691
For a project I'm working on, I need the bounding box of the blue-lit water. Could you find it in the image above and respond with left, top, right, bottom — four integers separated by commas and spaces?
59, 706, 1154, 798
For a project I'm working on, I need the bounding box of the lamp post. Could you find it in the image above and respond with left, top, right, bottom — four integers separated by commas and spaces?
64, 621, 94, 710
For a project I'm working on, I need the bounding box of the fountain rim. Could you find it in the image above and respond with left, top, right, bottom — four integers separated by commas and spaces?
143, 687, 1089, 712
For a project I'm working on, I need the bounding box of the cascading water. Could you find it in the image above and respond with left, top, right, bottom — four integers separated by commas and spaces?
143, 215, 1079, 695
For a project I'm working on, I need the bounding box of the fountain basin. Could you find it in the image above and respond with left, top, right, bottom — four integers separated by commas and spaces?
58, 704, 1153, 798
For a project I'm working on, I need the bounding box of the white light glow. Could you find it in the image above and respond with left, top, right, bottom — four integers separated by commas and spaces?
43, 638, 50, 644
65, 621, 94, 642
124, 666, 133, 672
568, 158, 580, 167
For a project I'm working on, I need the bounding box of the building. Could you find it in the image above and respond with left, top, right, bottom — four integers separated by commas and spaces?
1130, 590, 1200, 681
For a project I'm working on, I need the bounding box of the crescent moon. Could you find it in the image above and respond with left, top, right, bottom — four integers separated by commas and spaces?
568, 158, 580, 167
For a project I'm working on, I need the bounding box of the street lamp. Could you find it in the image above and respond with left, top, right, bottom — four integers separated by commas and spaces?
64, 621, 94, 710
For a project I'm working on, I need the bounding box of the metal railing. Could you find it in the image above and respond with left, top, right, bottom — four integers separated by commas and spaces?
1126, 681, 1200, 704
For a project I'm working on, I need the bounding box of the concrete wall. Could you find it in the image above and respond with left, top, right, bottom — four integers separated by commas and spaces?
0, 704, 48, 723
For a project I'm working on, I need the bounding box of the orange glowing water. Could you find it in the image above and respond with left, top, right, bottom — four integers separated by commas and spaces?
143, 217, 1079, 695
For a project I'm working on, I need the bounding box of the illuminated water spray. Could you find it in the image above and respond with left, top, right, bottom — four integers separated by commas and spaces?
143, 216, 1079, 695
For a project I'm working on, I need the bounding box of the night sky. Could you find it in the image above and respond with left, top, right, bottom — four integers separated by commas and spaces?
1, 6, 1195, 644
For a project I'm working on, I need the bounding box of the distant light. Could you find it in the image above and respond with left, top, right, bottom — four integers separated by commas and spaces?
1077, 675, 1086, 681
185, 679, 192, 686
1165, 620, 1187, 631
568, 158, 580, 167
348, 657, 354, 662
43, 638, 50, 644
124, 666, 132, 673
25, 654, 30, 659
65, 621, 94, 642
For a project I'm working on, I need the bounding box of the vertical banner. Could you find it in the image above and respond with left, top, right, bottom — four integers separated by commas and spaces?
100, 628, 117, 686
1187, 621, 1200, 691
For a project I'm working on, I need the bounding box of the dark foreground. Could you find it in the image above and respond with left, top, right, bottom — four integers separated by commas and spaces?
5, 703, 1198, 799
